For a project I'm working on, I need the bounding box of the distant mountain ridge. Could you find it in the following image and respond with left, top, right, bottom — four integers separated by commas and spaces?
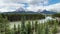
2, 11, 40, 14
40, 10, 56, 14
1, 9, 57, 14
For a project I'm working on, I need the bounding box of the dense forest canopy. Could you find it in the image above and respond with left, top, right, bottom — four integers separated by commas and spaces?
1, 13, 45, 21
52, 13, 60, 17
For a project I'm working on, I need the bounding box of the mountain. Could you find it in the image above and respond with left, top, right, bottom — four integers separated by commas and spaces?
16, 7, 25, 12
1, 8, 57, 14
40, 10, 56, 14
1, 7, 42, 14
2, 11, 40, 14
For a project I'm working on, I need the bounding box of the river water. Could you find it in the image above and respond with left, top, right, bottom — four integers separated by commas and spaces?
9, 16, 55, 28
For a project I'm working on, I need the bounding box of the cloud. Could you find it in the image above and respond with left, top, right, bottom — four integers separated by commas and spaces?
3, 0, 49, 6
27, 3, 60, 12
30, 0, 49, 6
0, 0, 49, 12
3, 0, 30, 3
0, 0, 24, 12
45, 3, 60, 12
26, 5, 44, 12
0, 0, 60, 12
0, 3, 24, 12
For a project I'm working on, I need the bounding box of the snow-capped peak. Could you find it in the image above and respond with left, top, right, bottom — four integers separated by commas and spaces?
16, 7, 25, 12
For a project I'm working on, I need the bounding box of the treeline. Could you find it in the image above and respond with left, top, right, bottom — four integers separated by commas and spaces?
1, 14, 45, 21
52, 13, 60, 17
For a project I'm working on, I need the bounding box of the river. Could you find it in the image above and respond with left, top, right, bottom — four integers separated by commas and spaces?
9, 16, 55, 28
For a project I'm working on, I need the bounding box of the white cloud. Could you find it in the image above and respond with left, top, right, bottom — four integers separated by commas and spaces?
45, 3, 60, 12
0, 0, 49, 12
0, 3, 24, 12
3, 0, 49, 4
0, 0, 60, 12
30, 0, 49, 6
0, 0, 24, 12
2, 0, 31, 3
27, 3, 60, 12
27, 5, 44, 12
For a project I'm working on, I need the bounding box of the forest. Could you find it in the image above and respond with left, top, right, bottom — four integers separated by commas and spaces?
0, 13, 60, 34
1, 13, 45, 21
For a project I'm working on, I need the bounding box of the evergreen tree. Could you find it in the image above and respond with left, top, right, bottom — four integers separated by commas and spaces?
37, 23, 42, 34
17, 24, 20, 34
4, 17, 10, 34
5, 24, 10, 34
21, 15, 26, 34
31, 21, 34, 34
13, 24, 16, 34
26, 21, 31, 34
52, 20, 58, 34
45, 23, 49, 34
35, 21, 38, 34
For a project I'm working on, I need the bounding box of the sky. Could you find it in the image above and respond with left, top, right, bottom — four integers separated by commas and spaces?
0, 0, 60, 12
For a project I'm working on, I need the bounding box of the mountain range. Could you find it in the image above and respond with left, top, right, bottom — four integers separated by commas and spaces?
1, 8, 57, 14
40, 10, 56, 14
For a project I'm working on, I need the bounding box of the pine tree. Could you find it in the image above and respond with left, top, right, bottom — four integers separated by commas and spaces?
4, 16, 9, 34
17, 24, 20, 34
13, 24, 16, 34
52, 20, 58, 34
31, 21, 34, 34
35, 21, 38, 34
37, 23, 42, 34
5, 24, 10, 34
26, 21, 31, 34
45, 23, 49, 34
21, 15, 26, 34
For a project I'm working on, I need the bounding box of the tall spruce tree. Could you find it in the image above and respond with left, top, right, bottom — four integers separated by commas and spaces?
35, 21, 38, 34
52, 20, 58, 34
31, 21, 34, 34
13, 24, 16, 34
26, 21, 31, 34
45, 23, 49, 34
17, 24, 20, 34
37, 23, 42, 34
21, 15, 26, 34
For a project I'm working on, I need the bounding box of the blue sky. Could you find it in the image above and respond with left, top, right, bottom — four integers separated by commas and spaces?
23, 0, 60, 7
32, 0, 60, 6
0, 0, 60, 12
49, 0, 60, 4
